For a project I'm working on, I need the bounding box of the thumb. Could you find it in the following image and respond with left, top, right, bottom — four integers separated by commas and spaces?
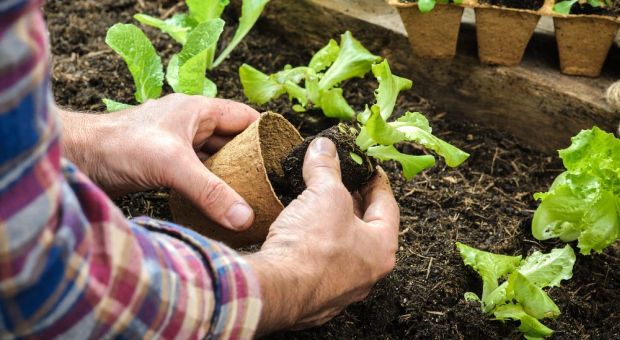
303, 137, 341, 189
171, 154, 255, 231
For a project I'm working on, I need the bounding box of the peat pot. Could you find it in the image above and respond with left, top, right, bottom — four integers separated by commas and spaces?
475, 8, 540, 66
554, 16, 619, 77
389, 1, 465, 59
169, 112, 303, 248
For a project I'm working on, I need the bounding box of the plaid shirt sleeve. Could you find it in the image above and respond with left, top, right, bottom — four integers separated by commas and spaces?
0, 1, 262, 338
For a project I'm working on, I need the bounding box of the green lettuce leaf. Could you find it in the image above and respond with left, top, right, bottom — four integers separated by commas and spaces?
213, 0, 270, 68
187, 0, 230, 23
390, 112, 470, 167
103, 99, 134, 112
167, 19, 224, 97
507, 272, 560, 320
493, 304, 554, 340
134, 13, 193, 44
365, 105, 406, 146
371, 60, 413, 121
366, 145, 435, 180
105, 23, 164, 103
515, 245, 576, 289
309, 39, 340, 73
319, 31, 381, 90
239, 64, 288, 104
553, 0, 578, 14
318, 88, 355, 120
456, 242, 522, 301
533, 127, 620, 254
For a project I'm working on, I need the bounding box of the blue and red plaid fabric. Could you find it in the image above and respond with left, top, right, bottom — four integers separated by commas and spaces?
0, 1, 262, 338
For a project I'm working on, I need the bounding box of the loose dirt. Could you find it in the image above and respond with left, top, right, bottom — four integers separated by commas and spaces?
45, 0, 619, 339
481, 0, 545, 10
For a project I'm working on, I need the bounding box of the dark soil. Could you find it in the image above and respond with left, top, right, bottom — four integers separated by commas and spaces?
45, 0, 620, 339
275, 124, 375, 205
481, 0, 545, 10
567, 1, 610, 15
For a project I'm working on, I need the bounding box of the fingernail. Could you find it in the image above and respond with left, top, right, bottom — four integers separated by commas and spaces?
225, 203, 254, 230
311, 137, 336, 157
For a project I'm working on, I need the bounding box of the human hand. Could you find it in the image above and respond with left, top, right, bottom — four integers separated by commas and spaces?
58, 94, 259, 230
246, 137, 400, 335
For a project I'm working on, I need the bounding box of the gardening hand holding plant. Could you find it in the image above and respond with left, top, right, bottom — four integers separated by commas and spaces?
59, 94, 259, 231
247, 138, 400, 334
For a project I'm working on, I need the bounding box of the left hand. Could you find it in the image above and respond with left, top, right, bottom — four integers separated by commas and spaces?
58, 94, 260, 231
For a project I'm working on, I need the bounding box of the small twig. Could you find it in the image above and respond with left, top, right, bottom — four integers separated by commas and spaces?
425, 257, 434, 280
490, 147, 500, 175
426, 310, 445, 316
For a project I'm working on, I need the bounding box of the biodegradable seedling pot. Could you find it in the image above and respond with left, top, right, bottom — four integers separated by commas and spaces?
390, 1, 465, 59
169, 112, 303, 248
554, 17, 619, 77
475, 8, 540, 66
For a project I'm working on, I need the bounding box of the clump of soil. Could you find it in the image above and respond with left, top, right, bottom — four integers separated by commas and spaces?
482, 0, 545, 10
566, 1, 611, 15
272, 124, 375, 205
45, 1, 620, 339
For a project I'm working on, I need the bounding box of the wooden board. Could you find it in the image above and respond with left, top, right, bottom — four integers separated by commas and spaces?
241, 0, 620, 153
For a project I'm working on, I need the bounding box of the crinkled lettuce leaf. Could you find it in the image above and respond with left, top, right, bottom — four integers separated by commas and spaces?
371, 60, 413, 121
105, 23, 164, 104
102, 99, 134, 112
187, 0, 230, 23
319, 31, 381, 90
309, 39, 340, 73
533, 127, 620, 254
366, 145, 435, 180
457, 243, 576, 340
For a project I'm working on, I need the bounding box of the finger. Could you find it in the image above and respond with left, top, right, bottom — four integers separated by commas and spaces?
302, 137, 341, 189
198, 97, 260, 136
360, 167, 400, 235
170, 154, 255, 231
200, 135, 234, 154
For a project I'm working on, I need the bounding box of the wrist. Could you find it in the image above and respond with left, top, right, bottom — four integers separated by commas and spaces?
244, 250, 318, 335
57, 107, 115, 186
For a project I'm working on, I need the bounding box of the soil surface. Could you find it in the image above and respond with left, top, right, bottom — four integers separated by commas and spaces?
482, 0, 544, 10
277, 124, 375, 204
45, 0, 620, 339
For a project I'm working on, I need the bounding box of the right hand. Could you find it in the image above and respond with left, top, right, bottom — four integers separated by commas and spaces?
246, 137, 400, 335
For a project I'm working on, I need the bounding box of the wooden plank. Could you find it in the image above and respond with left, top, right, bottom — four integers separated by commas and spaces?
248, 0, 620, 153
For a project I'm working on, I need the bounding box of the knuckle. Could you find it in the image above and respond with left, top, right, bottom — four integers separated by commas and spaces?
197, 178, 228, 211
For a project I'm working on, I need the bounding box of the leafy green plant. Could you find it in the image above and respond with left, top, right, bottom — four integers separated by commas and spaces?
532, 127, 620, 255
240, 31, 381, 120
242, 31, 469, 180
398, 0, 464, 13
553, 0, 612, 14
103, 0, 269, 111
457, 243, 576, 340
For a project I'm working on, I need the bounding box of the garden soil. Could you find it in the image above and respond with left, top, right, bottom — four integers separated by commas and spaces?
45, 0, 619, 339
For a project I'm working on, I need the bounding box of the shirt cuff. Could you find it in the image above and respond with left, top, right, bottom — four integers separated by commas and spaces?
132, 216, 263, 339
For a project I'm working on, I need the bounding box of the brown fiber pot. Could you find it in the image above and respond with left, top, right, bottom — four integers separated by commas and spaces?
169, 112, 303, 248
392, 3, 464, 59
554, 17, 619, 77
475, 8, 540, 66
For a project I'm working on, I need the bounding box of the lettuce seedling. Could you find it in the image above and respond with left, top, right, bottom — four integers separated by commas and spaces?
239, 31, 381, 120
353, 60, 469, 179
532, 127, 620, 255
103, 0, 269, 111
398, 0, 464, 13
457, 243, 576, 340
553, 0, 612, 14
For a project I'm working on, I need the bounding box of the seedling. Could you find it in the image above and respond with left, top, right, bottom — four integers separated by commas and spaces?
261, 33, 470, 202
553, 0, 612, 14
103, 0, 269, 111
457, 243, 576, 340
532, 127, 620, 255
240, 31, 381, 120
398, 0, 464, 13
